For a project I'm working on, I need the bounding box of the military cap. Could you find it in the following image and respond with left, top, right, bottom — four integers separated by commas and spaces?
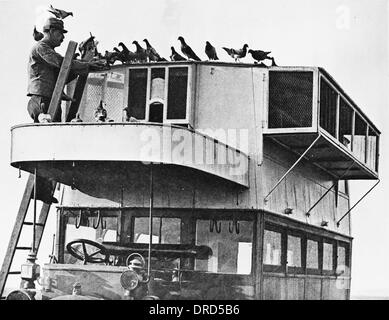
43, 17, 68, 33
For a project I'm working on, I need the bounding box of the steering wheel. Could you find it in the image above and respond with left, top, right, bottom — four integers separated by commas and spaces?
66, 239, 108, 264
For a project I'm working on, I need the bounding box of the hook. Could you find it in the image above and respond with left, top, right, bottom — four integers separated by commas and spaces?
210, 219, 221, 233
92, 210, 101, 229
228, 219, 240, 234
228, 221, 234, 233
75, 210, 82, 229
235, 220, 240, 234
101, 217, 106, 230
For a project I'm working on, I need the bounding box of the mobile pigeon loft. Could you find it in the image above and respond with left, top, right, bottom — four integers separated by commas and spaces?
1, 43, 380, 300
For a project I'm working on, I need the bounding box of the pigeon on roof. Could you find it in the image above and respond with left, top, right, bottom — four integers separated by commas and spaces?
143, 39, 162, 62
205, 41, 219, 60
178, 36, 201, 61
248, 49, 273, 64
170, 46, 186, 61
79, 33, 99, 60
33, 26, 43, 41
104, 50, 120, 65
132, 41, 148, 63
222, 44, 249, 62
117, 42, 137, 63
48, 4, 73, 19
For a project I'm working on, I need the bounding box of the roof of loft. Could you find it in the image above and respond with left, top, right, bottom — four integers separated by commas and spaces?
104, 62, 380, 134
267, 133, 378, 180
318, 67, 380, 134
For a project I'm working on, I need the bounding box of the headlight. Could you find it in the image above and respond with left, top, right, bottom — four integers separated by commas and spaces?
120, 270, 139, 291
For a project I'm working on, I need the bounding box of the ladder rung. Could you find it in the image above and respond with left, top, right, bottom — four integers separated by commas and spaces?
22, 222, 45, 227
15, 247, 32, 251
8, 271, 21, 275
0, 296, 6, 300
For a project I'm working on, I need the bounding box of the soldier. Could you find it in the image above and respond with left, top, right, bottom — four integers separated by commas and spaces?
26, 17, 105, 204
27, 17, 104, 122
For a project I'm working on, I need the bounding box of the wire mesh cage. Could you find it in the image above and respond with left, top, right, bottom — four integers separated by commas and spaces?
268, 71, 313, 129
319, 79, 337, 137
79, 72, 125, 122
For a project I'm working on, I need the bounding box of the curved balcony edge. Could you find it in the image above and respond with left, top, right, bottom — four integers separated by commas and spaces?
11, 122, 249, 187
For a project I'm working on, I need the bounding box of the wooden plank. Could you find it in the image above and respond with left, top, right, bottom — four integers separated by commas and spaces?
33, 198, 55, 251
47, 41, 78, 119
0, 174, 34, 296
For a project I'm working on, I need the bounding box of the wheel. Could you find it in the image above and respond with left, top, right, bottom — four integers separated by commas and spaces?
66, 239, 108, 264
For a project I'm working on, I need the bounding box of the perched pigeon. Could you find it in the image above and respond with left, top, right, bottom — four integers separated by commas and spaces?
222, 44, 249, 62
248, 49, 273, 64
117, 42, 137, 63
48, 4, 73, 19
70, 113, 83, 122
73, 53, 80, 60
178, 36, 201, 61
132, 41, 148, 63
104, 50, 120, 65
79, 33, 99, 60
33, 26, 44, 41
123, 107, 139, 122
271, 57, 278, 67
94, 101, 113, 122
170, 46, 186, 61
205, 41, 218, 60
38, 113, 52, 123
143, 39, 162, 62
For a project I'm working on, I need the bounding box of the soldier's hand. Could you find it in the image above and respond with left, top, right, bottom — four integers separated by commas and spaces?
88, 59, 109, 71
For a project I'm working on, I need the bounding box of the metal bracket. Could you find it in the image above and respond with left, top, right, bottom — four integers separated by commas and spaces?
337, 179, 381, 227
264, 134, 321, 203
306, 160, 355, 217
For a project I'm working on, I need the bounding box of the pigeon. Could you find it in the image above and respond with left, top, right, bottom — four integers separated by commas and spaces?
113, 47, 126, 63
70, 113, 83, 122
143, 39, 163, 62
33, 26, 44, 41
94, 101, 113, 122
170, 46, 186, 61
132, 41, 148, 63
79, 33, 99, 60
205, 41, 218, 60
38, 113, 52, 123
48, 4, 73, 19
117, 43, 137, 63
222, 44, 249, 62
123, 107, 140, 122
248, 49, 273, 64
73, 53, 80, 60
177, 36, 201, 61
271, 57, 278, 67
104, 50, 120, 65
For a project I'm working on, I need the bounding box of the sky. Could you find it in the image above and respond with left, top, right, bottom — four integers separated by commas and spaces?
0, 0, 388, 297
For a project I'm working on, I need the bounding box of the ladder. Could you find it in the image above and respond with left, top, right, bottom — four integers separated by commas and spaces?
0, 41, 89, 298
